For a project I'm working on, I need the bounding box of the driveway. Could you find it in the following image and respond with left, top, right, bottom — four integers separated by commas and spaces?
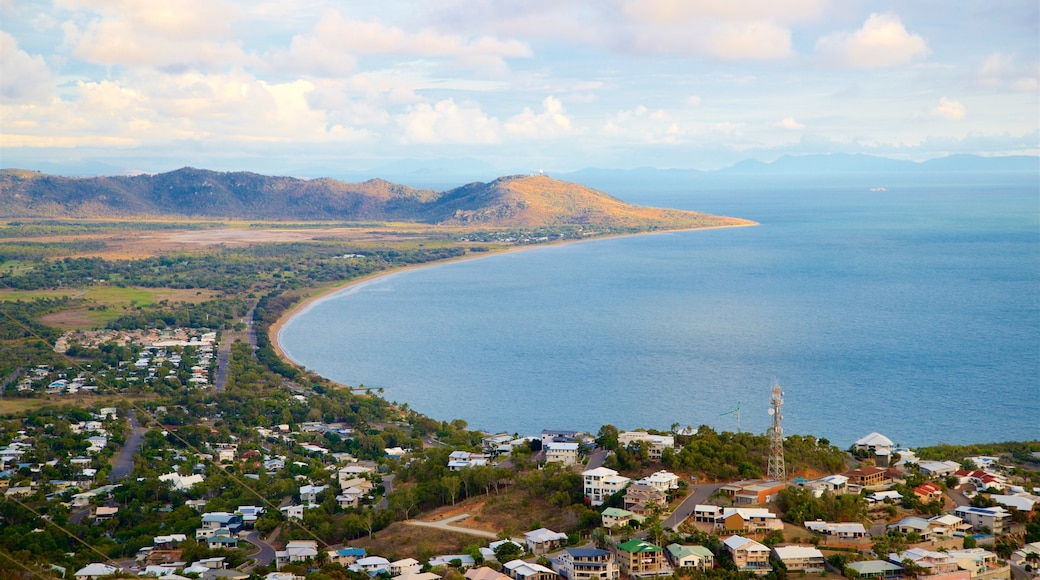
377, 474, 395, 510
586, 449, 609, 470
405, 513, 498, 539
663, 482, 723, 530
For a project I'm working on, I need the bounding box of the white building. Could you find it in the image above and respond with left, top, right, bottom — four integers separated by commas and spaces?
582, 467, 631, 506
545, 442, 579, 466
617, 431, 675, 461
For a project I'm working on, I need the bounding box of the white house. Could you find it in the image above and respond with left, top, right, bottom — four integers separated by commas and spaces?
853, 432, 894, 454
638, 471, 680, 493
617, 432, 675, 461
954, 506, 1010, 534
525, 528, 568, 555
75, 563, 118, 580
772, 546, 825, 574
582, 467, 631, 506
545, 442, 579, 466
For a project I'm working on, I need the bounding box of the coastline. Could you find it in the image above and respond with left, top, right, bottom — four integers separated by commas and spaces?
269, 221, 757, 368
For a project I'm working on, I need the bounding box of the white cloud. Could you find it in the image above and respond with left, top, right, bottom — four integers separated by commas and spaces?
687, 95, 703, 107
603, 105, 684, 143
0, 31, 53, 102
778, 117, 805, 130
933, 97, 966, 121
283, 10, 532, 77
620, 0, 824, 25
816, 13, 929, 68
623, 18, 793, 59
58, 0, 247, 70
397, 99, 500, 144
504, 96, 573, 137
974, 53, 1039, 93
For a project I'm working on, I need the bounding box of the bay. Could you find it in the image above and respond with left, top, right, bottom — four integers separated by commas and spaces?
278, 179, 1040, 447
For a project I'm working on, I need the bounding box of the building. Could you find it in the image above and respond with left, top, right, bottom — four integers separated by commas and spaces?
557, 548, 620, 580
467, 567, 512, 580
637, 471, 681, 493
844, 467, 889, 488
276, 541, 319, 569
75, 564, 119, 580
665, 544, 714, 571
846, 561, 904, 580
719, 480, 786, 505
954, 506, 1010, 534
582, 467, 631, 506
617, 431, 675, 461
504, 560, 558, 580
448, 451, 489, 471
623, 483, 668, 515
541, 430, 583, 448
914, 482, 943, 504
854, 432, 894, 454
601, 508, 644, 529
545, 442, 579, 466
771, 546, 825, 574
804, 520, 869, 539
525, 528, 568, 555
723, 536, 771, 577
889, 549, 959, 576
715, 508, 784, 533
613, 540, 669, 577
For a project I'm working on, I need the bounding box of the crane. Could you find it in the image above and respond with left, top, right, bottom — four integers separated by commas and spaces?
720, 402, 741, 433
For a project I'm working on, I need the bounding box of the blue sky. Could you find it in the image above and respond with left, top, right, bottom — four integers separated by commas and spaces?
1, 0, 1037, 176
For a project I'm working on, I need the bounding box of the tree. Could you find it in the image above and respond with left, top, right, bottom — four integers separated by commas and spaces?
494, 541, 523, 563
444, 476, 461, 506
596, 425, 619, 451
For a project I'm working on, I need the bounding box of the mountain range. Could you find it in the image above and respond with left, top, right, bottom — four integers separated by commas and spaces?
0, 167, 749, 229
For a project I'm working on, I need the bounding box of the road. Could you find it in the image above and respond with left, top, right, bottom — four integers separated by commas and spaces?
110, 409, 146, 482
243, 531, 277, 567
404, 513, 498, 539
213, 334, 231, 392
662, 482, 723, 530
377, 474, 395, 510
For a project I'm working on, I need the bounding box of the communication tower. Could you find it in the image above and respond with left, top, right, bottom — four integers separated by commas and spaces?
767, 382, 787, 482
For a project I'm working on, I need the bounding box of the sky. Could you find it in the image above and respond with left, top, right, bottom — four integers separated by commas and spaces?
1, 0, 1038, 178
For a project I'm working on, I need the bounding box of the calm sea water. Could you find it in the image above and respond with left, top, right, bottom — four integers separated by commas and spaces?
279, 179, 1040, 447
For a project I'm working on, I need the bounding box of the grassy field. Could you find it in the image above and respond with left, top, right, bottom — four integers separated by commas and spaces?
0, 286, 220, 329
0, 393, 158, 415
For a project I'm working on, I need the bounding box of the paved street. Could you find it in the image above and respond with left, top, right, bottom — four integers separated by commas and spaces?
405, 513, 498, 539
110, 409, 146, 482
663, 482, 723, 530
243, 531, 277, 567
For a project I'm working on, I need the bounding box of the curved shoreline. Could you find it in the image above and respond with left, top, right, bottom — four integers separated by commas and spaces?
269, 222, 757, 370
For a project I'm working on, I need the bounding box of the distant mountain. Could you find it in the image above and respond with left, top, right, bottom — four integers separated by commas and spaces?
0, 168, 749, 229
718, 153, 1038, 174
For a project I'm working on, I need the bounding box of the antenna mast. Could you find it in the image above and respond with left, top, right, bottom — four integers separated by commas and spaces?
767, 382, 786, 482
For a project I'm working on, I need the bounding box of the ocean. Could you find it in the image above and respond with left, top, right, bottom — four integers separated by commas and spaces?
278, 177, 1039, 448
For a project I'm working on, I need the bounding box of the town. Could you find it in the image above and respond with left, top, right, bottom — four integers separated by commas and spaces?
1, 324, 1038, 580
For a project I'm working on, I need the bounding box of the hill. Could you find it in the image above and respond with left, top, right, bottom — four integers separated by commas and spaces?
0, 168, 750, 229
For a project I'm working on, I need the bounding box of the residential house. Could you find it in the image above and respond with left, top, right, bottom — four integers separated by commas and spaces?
276, 541, 319, 569
719, 480, 786, 505
279, 505, 304, 521
448, 451, 489, 471
928, 515, 973, 537
846, 561, 904, 580
715, 508, 784, 533
525, 528, 568, 555
582, 467, 631, 506
888, 517, 935, 541
844, 466, 889, 488
723, 536, 771, 577
333, 547, 367, 566
990, 494, 1037, 515
797, 474, 850, 497
601, 508, 644, 529
92, 506, 118, 521
945, 548, 1005, 578
556, 548, 620, 580
337, 487, 366, 509
914, 482, 944, 504
467, 567, 511, 580
623, 483, 667, 515
75, 564, 119, 580
504, 560, 558, 580
482, 540, 525, 562
956, 470, 1006, 492
771, 546, 826, 574
482, 433, 513, 453
350, 556, 391, 575
206, 530, 239, 550
617, 431, 675, 461
545, 442, 579, 466
390, 558, 422, 577
666, 544, 714, 571
954, 506, 1010, 534
804, 520, 869, 539
299, 484, 328, 506
541, 430, 582, 448
917, 460, 961, 478
854, 432, 894, 455
235, 506, 265, 527
613, 540, 669, 577
428, 555, 475, 569
638, 471, 681, 493
1009, 541, 1040, 567
693, 505, 721, 524
200, 512, 242, 532
889, 549, 959, 576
